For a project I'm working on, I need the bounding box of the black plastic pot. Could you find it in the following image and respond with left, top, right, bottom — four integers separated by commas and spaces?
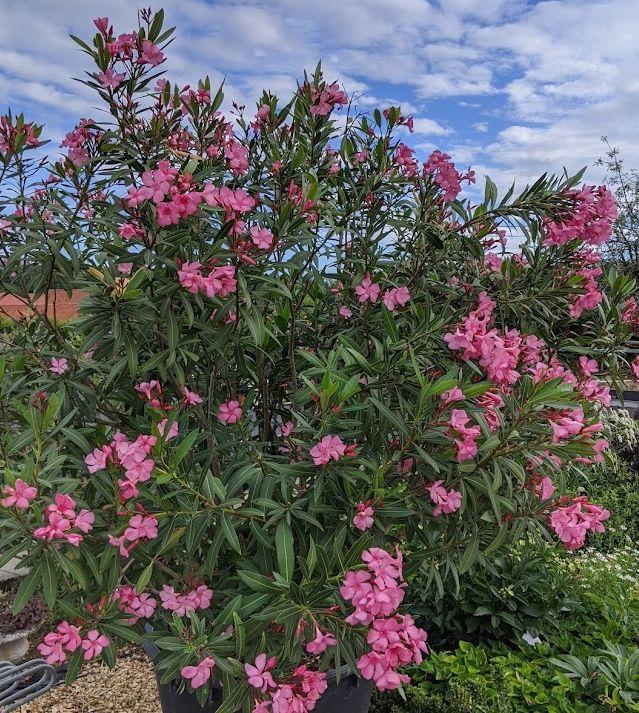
143, 640, 373, 713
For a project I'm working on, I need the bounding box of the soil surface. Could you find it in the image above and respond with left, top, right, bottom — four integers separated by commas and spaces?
17, 647, 161, 713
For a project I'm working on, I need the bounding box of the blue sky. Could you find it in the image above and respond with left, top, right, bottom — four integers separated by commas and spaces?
0, 0, 637, 190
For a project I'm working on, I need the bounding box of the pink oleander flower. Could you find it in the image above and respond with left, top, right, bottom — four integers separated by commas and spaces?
306, 628, 337, 655
338, 305, 353, 319
447, 409, 481, 461
382, 286, 410, 311
535, 476, 556, 500
113, 585, 157, 621
245, 653, 277, 692
182, 657, 215, 689
37, 621, 82, 664
309, 434, 347, 466
159, 584, 213, 616
1, 478, 37, 509
353, 501, 375, 531
355, 274, 380, 304
124, 513, 158, 542
158, 418, 179, 441
84, 445, 111, 473
427, 480, 462, 516
250, 226, 275, 250
117, 262, 133, 274
440, 387, 464, 405
217, 399, 242, 424
81, 630, 110, 661
550, 497, 610, 550
281, 421, 294, 437
181, 386, 203, 406
632, 356, 639, 382
138, 39, 165, 67
50, 357, 68, 375
97, 68, 125, 89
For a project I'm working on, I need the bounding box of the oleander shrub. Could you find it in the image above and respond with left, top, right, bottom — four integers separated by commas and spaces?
0, 8, 637, 711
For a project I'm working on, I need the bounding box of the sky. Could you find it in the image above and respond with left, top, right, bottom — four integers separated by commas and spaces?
0, 0, 637, 191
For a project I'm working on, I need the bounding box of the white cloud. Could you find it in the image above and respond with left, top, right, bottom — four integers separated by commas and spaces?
0, 0, 635, 192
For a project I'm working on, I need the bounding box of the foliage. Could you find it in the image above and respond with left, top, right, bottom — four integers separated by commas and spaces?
407, 540, 577, 647
0, 8, 635, 710
598, 139, 639, 278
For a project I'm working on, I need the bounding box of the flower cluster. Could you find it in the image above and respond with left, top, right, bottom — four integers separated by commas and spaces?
341, 548, 428, 691
38, 621, 109, 664
85, 431, 157, 500
159, 584, 213, 616
353, 501, 375, 531
112, 585, 157, 622
544, 185, 617, 247
424, 150, 475, 202
0, 113, 40, 155
177, 261, 237, 300
549, 497, 610, 550
309, 435, 347, 466
447, 409, 481, 462
309, 81, 348, 117
427, 480, 462, 516
33, 493, 94, 547
108, 513, 158, 558
245, 655, 328, 712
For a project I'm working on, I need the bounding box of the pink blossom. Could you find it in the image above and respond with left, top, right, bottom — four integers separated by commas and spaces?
138, 39, 165, 67
281, 421, 294, 437
1, 478, 37, 509
181, 386, 203, 406
93, 17, 109, 34
535, 476, 556, 500
97, 68, 125, 89
250, 226, 275, 250
353, 501, 375, 531
124, 514, 158, 542
355, 274, 380, 304
245, 653, 277, 692
306, 628, 337, 655
218, 399, 242, 424
117, 262, 133, 274
440, 387, 464, 405
81, 630, 110, 661
158, 418, 179, 441
160, 584, 213, 616
427, 480, 462, 516
632, 356, 639, 382
544, 185, 617, 247
550, 497, 610, 550
84, 445, 111, 473
182, 657, 215, 689
447, 409, 481, 461
309, 435, 347, 466
338, 306, 353, 319
50, 357, 68, 375
382, 286, 410, 311
38, 621, 82, 664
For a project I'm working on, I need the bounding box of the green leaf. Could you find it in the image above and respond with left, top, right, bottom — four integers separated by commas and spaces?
275, 520, 295, 582
12, 561, 42, 614
220, 514, 241, 554
42, 554, 59, 608
458, 528, 480, 574
136, 562, 154, 592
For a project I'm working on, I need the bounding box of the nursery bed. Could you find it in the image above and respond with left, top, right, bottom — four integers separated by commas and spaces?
17, 647, 160, 713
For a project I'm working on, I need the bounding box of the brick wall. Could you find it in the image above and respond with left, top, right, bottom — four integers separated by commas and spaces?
0, 290, 88, 322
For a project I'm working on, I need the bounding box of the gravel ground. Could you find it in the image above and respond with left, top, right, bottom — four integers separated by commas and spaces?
17, 647, 161, 713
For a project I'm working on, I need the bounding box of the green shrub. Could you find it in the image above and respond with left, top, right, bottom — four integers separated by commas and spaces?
407, 540, 577, 647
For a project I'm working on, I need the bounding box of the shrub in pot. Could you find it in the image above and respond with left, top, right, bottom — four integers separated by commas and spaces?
0, 9, 636, 712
